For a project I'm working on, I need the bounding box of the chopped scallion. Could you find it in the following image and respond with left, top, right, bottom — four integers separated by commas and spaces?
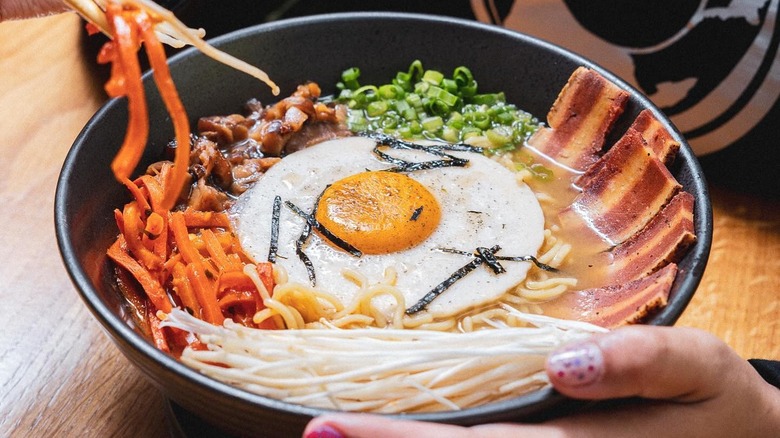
335, 60, 541, 157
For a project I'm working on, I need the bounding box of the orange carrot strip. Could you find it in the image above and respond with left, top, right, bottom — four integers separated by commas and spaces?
136, 174, 166, 213
121, 177, 151, 215
147, 306, 170, 353
202, 229, 238, 272
212, 230, 235, 249
217, 271, 255, 297
217, 269, 268, 316
162, 252, 181, 271
170, 211, 203, 264
183, 210, 231, 228
255, 262, 275, 297
172, 262, 201, 318
113, 208, 125, 235
218, 289, 256, 311
144, 212, 165, 239
137, 169, 170, 260
227, 253, 243, 268
122, 202, 163, 269
186, 261, 224, 325
137, 12, 191, 211
107, 237, 172, 313
141, 210, 168, 262
106, 5, 149, 181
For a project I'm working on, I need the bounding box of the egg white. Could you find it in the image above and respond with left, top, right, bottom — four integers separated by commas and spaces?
231, 136, 545, 319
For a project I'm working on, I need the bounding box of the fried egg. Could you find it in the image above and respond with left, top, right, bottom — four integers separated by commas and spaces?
231, 136, 544, 319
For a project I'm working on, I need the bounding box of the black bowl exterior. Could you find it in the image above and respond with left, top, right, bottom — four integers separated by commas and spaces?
55, 12, 712, 437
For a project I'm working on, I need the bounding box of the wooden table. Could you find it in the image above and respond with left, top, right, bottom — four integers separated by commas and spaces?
1, 13, 778, 437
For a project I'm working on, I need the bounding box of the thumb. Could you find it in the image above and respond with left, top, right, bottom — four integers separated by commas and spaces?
546, 325, 744, 402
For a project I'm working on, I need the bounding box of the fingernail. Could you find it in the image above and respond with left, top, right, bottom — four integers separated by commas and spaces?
304, 423, 345, 438
547, 341, 604, 387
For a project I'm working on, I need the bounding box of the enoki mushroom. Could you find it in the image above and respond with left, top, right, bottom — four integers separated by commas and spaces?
162, 305, 608, 413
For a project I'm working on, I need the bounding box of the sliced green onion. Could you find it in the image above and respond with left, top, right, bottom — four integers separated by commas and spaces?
379, 84, 404, 100
334, 61, 541, 151
447, 112, 464, 129
341, 67, 361, 90
471, 92, 505, 105
421, 116, 444, 132
442, 126, 460, 143
466, 112, 491, 130
441, 78, 458, 94
486, 126, 513, 147
422, 69, 444, 85
366, 100, 388, 117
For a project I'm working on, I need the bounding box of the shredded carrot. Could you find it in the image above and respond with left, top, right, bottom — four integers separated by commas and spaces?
171, 262, 202, 318
170, 211, 203, 265
136, 173, 166, 212
121, 202, 163, 270
186, 261, 224, 325
202, 229, 241, 272
255, 262, 276, 297
121, 177, 151, 214
217, 271, 256, 294
135, 10, 191, 210
218, 290, 257, 312
182, 210, 231, 228
98, 2, 283, 353
144, 212, 165, 239
96, 3, 193, 211
103, 3, 150, 182
107, 238, 172, 313
113, 208, 125, 235
148, 306, 170, 353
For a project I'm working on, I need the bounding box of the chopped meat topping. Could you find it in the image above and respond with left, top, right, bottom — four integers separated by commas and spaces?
144, 82, 350, 211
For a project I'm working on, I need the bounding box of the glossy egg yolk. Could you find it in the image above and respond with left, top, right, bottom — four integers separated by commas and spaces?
315, 171, 441, 254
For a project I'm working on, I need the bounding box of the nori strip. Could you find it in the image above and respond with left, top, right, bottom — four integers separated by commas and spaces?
438, 247, 559, 272
295, 220, 316, 286
494, 254, 559, 272
405, 257, 485, 315
406, 245, 562, 314
405, 245, 501, 314
360, 132, 483, 173
284, 200, 363, 258
410, 206, 423, 221
477, 246, 506, 274
267, 195, 281, 263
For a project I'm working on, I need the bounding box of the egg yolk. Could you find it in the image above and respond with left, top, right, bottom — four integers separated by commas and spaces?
315, 171, 441, 254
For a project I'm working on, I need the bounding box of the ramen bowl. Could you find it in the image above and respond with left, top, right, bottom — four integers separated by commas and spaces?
55, 12, 712, 437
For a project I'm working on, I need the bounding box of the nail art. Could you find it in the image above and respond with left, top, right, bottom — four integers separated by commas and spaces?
547, 341, 604, 387
304, 424, 346, 438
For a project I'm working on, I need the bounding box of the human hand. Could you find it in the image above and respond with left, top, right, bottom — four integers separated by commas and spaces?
0, 0, 68, 21
303, 325, 780, 438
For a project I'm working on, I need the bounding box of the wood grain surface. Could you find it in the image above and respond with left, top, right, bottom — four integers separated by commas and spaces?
0, 12, 777, 438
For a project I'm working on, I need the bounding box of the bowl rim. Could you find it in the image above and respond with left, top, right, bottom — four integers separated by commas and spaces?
55, 10, 713, 425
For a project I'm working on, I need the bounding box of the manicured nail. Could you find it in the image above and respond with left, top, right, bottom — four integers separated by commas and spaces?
304, 423, 345, 438
547, 341, 604, 387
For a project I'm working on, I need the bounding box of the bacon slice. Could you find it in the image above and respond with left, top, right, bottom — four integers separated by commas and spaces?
527, 67, 629, 171
576, 110, 680, 187
630, 109, 680, 165
559, 128, 681, 249
544, 263, 677, 328
607, 191, 695, 283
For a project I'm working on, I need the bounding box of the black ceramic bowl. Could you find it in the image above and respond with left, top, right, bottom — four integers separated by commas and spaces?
56, 12, 712, 437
